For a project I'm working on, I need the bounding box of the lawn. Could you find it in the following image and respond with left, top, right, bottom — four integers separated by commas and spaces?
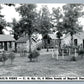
0, 49, 84, 77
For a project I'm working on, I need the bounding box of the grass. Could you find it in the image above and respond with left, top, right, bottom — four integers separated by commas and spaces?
0, 49, 84, 77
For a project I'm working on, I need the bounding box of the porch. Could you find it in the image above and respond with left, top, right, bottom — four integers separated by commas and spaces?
0, 41, 15, 51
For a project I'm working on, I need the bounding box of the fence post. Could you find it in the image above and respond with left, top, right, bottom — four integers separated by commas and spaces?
52, 49, 54, 58
56, 48, 59, 60
69, 48, 70, 56
75, 48, 77, 57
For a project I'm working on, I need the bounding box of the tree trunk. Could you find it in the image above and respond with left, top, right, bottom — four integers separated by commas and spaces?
29, 36, 32, 53
15, 42, 17, 52
58, 38, 61, 56
3, 61, 5, 66
30, 58, 33, 62
70, 33, 73, 54
45, 39, 49, 52
11, 59, 13, 65
71, 35, 73, 47
47, 41, 49, 52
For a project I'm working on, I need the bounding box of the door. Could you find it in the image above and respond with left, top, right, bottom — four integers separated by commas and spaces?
74, 39, 77, 46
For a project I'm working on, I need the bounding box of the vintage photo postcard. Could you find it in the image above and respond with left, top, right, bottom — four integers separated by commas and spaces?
0, 3, 84, 81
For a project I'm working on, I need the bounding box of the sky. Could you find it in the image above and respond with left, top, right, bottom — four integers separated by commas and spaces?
1, 4, 84, 34
1, 4, 65, 22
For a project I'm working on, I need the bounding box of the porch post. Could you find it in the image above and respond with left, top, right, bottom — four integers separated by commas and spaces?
3, 42, 5, 50
2, 42, 4, 50
69, 48, 70, 56
7, 42, 9, 51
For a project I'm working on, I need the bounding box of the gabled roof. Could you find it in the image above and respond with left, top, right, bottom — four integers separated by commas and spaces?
75, 31, 84, 39
16, 36, 37, 43
63, 31, 84, 39
0, 35, 15, 42
48, 32, 64, 39
48, 33, 58, 39
16, 36, 28, 43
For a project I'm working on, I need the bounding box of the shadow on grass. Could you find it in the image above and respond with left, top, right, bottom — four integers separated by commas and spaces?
0, 63, 17, 68
26, 60, 39, 63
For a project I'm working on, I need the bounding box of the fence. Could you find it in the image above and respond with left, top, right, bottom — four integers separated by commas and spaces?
51, 46, 80, 60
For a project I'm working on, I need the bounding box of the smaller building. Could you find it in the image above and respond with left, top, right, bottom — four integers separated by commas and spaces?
16, 36, 42, 52
42, 33, 64, 48
0, 35, 15, 51
61, 32, 84, 48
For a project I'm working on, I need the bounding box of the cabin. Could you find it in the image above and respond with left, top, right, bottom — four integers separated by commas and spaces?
16, 36, 42, 52
0, 35, 15, 51
61, 32, 84, 48
42, 33, 64, 48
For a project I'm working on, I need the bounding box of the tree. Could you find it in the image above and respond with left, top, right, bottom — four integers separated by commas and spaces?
8, 51, 15, 65
52, 7, 63, 55
37, 6, 53, 51
9, 18, 22, 52
11, 18, 20, 40
5, 4, 15, 6
0, 5, 6, 34
62, 4, 84, 53
16, 4, 37, 53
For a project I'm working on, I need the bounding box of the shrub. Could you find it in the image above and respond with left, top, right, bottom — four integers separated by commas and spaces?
78, 49, 84, 58
70, 56, 76, 61
8, 51, 15, 65
0, 51, 8, 65
28, 50, 40, 62
37, 47, 41, 51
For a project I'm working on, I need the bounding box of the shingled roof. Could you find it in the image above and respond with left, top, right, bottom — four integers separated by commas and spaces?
16, 36, 28, 43
16, 36, 37, 43
0, 35, 15, 42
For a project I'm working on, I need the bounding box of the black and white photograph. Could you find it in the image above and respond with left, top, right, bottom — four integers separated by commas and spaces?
0, 3, 84, 81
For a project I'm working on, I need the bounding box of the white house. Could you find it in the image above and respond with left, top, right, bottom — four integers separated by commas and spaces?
61, 31, 84, 48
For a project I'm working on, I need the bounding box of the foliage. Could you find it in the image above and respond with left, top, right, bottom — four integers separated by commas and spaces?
78, 49, 84, 55
0, 5, 6, 34
37, 6, 53, 36
36, 6, 53, 52
11, 18, 21, 40
0, 51, 8, 65
52, 7, 63, 31
16, 4, 37, 53
62, 4, 83, 32
28, 50, 40, 62
78, 49, 84, 58
52, 4, 84, 55
62, 4, 84, 48
37, 47, 41, 51
5, 4, 15, 6
56, 31, 63, 39
70, 56, 76, 61
52, 7, 64, 55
